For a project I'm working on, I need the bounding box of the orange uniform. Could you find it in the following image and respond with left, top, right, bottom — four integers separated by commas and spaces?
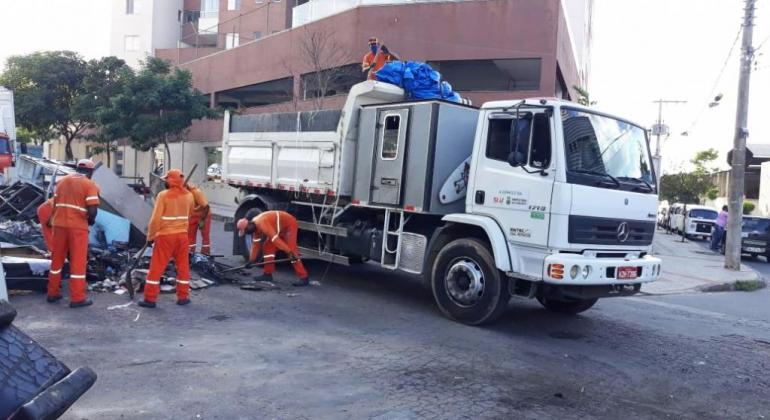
48, 173, 100, 303
187, 185, 212, 255
248, 211, 308, 279
362, 51, 389, 80
142, 171, 195, 304
36, 198, 54, 251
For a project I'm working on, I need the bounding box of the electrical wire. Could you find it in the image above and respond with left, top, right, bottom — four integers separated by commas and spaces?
681, 25, 743, 135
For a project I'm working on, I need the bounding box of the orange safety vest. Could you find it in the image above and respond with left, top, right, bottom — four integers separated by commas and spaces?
147, 187, 194, 240
189, 186, 209, 219
51, 174, 100, 231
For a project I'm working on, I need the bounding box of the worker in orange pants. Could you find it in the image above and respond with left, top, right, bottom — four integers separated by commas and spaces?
138, 169, 194, 308
236, 210, 309, 286
48, 159, 100, 308
36, 198, 54, 252
186, 183, 211, 255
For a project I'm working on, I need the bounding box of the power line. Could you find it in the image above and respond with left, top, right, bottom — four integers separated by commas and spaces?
681, 25, 743, 136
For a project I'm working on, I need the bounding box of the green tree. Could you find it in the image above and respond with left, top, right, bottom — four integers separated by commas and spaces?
743, 202, 755, 215
98, 58, 219, 163
573, 85, 596, 106
76, 56, 132, 167
0, 51, 89, 160
659, 149, 719, 203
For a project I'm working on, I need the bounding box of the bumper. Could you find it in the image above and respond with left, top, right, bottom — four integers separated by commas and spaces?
543, 254, 661, 285
741, 242, 768, 254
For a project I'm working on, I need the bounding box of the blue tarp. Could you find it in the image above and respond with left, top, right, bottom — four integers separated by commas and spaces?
89, 209, 130, 248
375, 61, 462, 103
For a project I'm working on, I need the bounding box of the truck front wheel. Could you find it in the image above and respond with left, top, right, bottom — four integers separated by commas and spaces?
536, 296, 597, 314
431, 238, 509, 325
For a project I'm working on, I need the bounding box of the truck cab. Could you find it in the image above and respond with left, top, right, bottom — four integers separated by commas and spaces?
224, 82, 661, 325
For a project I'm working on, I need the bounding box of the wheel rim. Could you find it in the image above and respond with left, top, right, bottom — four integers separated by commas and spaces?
445, 257, 485, 307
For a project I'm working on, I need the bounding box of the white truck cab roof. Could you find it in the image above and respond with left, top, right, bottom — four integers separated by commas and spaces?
480, 98, 647, 129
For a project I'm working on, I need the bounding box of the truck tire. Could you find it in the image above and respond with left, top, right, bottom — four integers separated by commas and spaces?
537, 296, 598, 314
431, 238, 509, 325
235, 207, 264, 261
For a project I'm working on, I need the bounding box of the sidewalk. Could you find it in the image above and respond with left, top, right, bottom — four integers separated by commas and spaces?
644, 229, 762, 295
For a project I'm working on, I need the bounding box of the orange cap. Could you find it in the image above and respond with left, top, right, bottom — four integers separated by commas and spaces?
164, 168, 184, 188
236, 218, 249, 237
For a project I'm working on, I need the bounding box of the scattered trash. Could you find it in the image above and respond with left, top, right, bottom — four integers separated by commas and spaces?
240, 283, 264, 291
285, 293, 299, 298
310, 280, 322, 287
553, 392, 564, 399
190, 278, 216, 290
107, 302, 134, 311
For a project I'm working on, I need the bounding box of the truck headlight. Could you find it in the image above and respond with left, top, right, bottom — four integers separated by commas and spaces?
570, 265, 580, 279
581, 265, 592, 278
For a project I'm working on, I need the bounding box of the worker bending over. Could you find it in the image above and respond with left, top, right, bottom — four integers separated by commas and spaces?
236, 211, 309, 287
36, 197, 54, 252
138, 169, 195, 308
362, 37, 399, 80
187, 183, 211, 255
48, 159, 99, 308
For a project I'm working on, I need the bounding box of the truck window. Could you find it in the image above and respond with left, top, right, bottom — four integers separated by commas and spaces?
529, 113, 551, 168
381, 114, 400, 160
0, 139, 9, 155
486, 115, 532, 162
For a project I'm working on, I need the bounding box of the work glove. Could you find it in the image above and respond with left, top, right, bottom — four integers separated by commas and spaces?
288, 252, 300, 262
198, 219, 206, 230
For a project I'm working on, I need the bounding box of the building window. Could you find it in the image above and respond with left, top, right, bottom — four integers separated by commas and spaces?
201, 0, 219, 16
380, 115, 401, 160
253, 31, 262, 40
125, 0, 140, 15
301, 64, 366, 100
216, 77, 294, 108
430, 58, 542, 92
183, 10, 200, 23
228, 0, 242, 10
124, 35, 140, 52
225, 33, 240, 49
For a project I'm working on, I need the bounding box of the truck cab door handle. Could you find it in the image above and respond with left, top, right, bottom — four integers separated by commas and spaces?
475, 190, 485, 204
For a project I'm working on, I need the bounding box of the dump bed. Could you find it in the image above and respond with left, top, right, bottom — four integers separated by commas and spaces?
222, 81, 405, 197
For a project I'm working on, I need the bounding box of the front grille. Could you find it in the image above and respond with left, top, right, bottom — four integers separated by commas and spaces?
569, 215, 655, 246
695, 223, 713, 233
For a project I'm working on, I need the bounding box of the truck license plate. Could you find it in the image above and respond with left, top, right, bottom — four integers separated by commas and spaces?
746, 247, 764, 253
617, 266, 637, 280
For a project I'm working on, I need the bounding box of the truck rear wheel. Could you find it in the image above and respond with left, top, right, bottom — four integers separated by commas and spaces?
536, 296, 597, 314
235, 207, 264, 261
431, 238, 509, 325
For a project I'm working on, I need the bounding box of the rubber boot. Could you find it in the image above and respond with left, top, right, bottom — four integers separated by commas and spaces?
69, 299, 93, 308
46, 295, 63, 303
137, 300, 157, 308
256, 273, 273, 283
291, 277, 310, 287
176, 299, 191, 306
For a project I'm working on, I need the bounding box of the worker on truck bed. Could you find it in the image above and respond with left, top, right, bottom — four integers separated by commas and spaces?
138, 169, 195, 309
36, 198, 54, 252
47, 159, 100, 308
186, 183, 211, 255
362, 37, 399, 80
236, 211, 310, 287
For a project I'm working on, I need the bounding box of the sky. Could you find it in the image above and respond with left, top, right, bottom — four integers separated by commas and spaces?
0, 0, 768, 176
0, 0, 111, 66
590, 0, 770, 174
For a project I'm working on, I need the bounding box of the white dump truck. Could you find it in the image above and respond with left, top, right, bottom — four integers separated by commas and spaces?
222, 81, 661, 325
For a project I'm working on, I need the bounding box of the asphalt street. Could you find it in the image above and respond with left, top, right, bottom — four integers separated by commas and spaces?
8, 222, 770, 419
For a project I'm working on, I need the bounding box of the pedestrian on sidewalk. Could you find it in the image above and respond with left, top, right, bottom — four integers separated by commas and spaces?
47, 159, 100, 308
236, 210, 310, 287
138, 169, 195, 308
711, 205, 728, 250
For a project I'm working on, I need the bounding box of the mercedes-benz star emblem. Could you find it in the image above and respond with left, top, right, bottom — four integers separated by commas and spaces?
617, 222, 630, 242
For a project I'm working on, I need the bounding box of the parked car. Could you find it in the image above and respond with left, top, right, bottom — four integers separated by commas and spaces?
718, 216, 770, 261
667, 203, 684, 232
657, 205, 668, 229
676, 205, 718, 239
207, 163, 222, 180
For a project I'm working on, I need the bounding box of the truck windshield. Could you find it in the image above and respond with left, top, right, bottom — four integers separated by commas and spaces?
742, 218, 770, 233
689, 209, 717, 220
0, 138, 9, 154
562, 108, 655, 193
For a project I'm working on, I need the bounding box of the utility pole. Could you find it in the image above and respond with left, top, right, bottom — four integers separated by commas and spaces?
725, 0, 756, 270
651, 99, 686, 182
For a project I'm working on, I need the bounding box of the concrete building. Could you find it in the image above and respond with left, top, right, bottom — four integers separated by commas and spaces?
110, 0, 185, 68
48, 0, 594, 209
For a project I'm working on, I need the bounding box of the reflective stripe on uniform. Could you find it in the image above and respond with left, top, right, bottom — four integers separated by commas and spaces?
145, 280, 160, 285
276, 211, 280, 233
85, 196, 99, 201
70, 274, 86, 279
49, 268, 62, 275
271, 234, 279, 241
252, 238, 261, 243
264, 254, 275, 258
55, 203, 87, 212
177, 280, 190, 285
201, 245, 210, 248
161, 216, 189, 220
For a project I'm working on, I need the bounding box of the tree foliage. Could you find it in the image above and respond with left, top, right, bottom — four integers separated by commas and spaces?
573, 85, 596, 106
743, 201, 755, 215
96, 57, 220, 162
0, 51, 89, 159
659, 148, 719, 203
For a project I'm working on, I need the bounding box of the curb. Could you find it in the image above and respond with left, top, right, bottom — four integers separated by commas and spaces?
698, 278, 768, 293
